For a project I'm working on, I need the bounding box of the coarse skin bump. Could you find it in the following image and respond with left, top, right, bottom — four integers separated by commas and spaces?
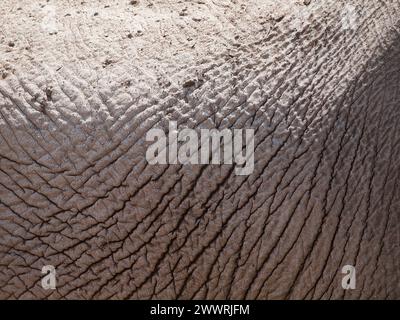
0, 0, 399, 300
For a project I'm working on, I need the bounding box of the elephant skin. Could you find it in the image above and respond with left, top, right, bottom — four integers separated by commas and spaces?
0, 0, 400, 299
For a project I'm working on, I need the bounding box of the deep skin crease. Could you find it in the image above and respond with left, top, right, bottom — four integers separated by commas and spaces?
0, 0, 400, 299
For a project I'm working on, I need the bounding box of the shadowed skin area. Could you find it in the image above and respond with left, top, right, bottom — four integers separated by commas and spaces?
0, 0, 399, 299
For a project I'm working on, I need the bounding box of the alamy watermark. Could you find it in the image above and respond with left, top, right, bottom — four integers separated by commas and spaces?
145, 121, 255, 175
38, 264, 355, 291
341, 5, 358, 31
341, 265, 356, 290
41, 265, 56, 290
41, 5, 59, 35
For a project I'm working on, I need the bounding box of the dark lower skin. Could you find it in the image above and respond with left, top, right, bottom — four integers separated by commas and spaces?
0, 0, 399, 299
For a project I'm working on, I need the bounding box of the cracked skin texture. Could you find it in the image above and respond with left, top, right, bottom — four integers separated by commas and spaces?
0, 0, 400, 299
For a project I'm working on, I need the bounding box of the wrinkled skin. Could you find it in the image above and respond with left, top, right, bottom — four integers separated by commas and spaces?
0, 0, 400, 299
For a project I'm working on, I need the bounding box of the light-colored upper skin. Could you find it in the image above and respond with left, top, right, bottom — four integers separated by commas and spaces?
0, 0, 399, 299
